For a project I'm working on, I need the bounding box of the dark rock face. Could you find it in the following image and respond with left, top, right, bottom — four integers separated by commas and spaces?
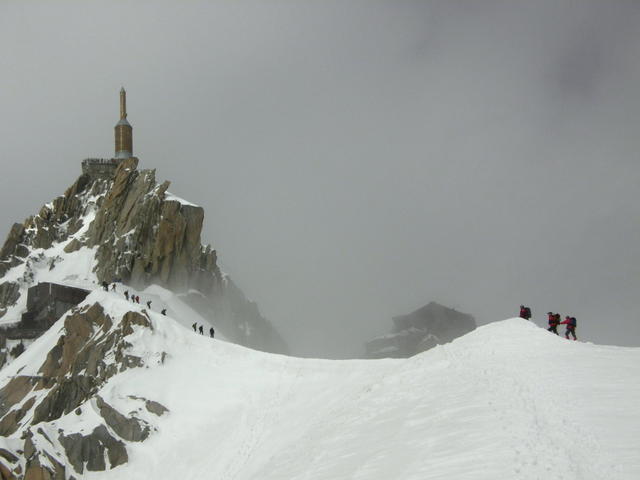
96, 396, 150, 442
0, 283, 20, 318
0, 303, 169, 479
59, 425, 128, 474
0, 224, 26, 265
144, 399, 169, 417
366, 302, 476, 358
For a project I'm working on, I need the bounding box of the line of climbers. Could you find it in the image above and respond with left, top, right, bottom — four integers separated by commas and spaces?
192, 322, 215, 338
102, 281, 169, 315
101, 281, 214, 337
519, 305, 578, 340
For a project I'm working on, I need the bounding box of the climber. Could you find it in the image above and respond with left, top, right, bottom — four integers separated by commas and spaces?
547, 312, 560, 335
209, 327, 215, 338
192, 322, 197, 332
198, 325, 204, 335
146, 300, 152, 309
559, 316, 577, 340
519, 305, 532, 320
101, 281, 109, 291
111, 283, 116, 292
161, 308, 167, 316
124, 290, 129, 301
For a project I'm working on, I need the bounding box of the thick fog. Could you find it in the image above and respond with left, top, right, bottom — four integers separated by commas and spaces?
1, 1, 639, 357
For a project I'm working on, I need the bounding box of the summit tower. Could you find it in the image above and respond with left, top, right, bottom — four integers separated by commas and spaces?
114, 87, 133, 158
82, 88, 138, 178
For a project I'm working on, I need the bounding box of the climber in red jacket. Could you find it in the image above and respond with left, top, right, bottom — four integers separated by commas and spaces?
559, 316, 577, 340
547, 312, 560, 335
519, 305, 531, 320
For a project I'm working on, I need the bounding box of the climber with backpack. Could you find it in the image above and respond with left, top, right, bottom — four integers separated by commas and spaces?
559, 316, 577, 340
547, 312, 560, 335
519, 305, 532, 320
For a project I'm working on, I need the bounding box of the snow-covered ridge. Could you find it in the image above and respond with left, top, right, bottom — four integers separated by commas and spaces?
2, 306, 637, 479
107, 317, 639, 480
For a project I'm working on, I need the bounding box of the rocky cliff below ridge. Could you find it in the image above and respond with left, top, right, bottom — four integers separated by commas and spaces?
0, 294, 170, 479
0, 158, 287, 357
365, 302, 476, 358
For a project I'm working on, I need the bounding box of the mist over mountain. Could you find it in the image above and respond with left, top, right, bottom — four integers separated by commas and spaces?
2, 2, 640, 357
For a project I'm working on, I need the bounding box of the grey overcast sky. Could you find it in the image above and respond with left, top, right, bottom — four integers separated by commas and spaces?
1, 1, 639, 357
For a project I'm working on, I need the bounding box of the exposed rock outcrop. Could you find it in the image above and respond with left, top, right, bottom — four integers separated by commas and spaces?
95, 396, 150, 442
0, 302, 168, 479
85, 158, 217, 292
59, 424, 128, 474
0, 224, 26, 265
0, 283, 20, 318
366, 302, 476, 358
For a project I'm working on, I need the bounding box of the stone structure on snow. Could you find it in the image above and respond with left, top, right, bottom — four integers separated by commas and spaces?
366, 301, 476, 358
0, 282, 89, 344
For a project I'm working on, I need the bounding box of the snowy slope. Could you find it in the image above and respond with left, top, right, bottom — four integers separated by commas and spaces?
4, 305, 637, 479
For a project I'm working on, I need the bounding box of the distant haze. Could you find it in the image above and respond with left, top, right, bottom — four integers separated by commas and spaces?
1, 1, 639, 357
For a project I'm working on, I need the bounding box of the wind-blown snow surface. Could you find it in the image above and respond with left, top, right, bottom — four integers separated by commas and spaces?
6, 311, 639, 479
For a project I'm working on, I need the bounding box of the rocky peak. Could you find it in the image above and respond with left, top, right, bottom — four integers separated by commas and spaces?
0, 158, 287, 361
85, 157, 218, 293
0, 158, 217, 295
